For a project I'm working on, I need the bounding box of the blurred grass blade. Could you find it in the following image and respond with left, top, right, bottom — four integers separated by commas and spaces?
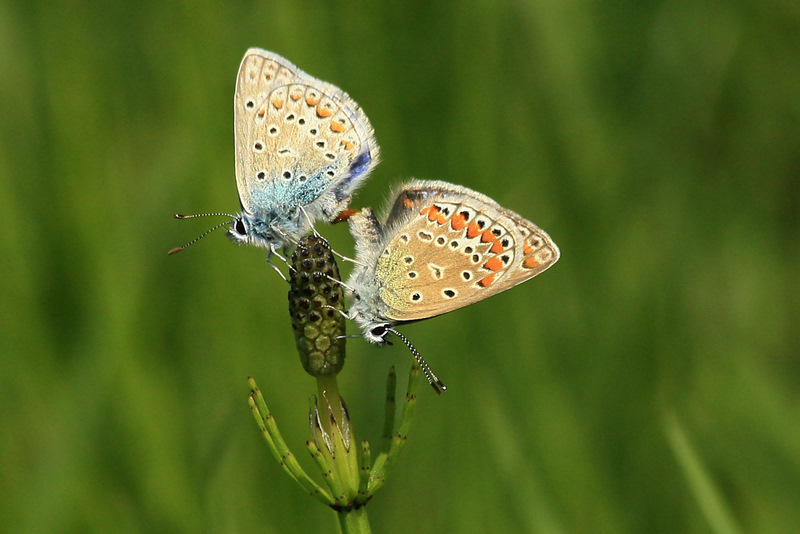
664, 412, 743, 534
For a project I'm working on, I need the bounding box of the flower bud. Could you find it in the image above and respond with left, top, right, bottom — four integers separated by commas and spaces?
288, 236, 346, 377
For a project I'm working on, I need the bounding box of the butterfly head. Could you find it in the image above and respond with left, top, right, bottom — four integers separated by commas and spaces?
363, 322, 393, 346
345, 291, 389, 345
169, 210, 296, 255
226, 214, 250, 244
227, 211, 291, 250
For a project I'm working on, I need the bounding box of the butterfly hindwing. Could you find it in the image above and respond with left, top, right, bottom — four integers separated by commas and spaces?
367, 180, 559, 322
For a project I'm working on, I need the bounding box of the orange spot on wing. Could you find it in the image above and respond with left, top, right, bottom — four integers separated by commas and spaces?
426, 205, 441, 222
451, 213, 466, 231
341, 140, 355, 150
306, 96, 320, 106
466, 221, 481, 238
420, 206, 432, 215
330, 121, 345, 133
484, 257, 503, 272
403, 197, 414, 209
256, 108, 266, 118
490, 240, 504, 254
523, 241, 534, 255
478, 274, 495, 287
481, 229, 496, 243
271, 98, 284, 109
316, 106, 332, 118
290, 93, 302, 101
523, 256, 540, 269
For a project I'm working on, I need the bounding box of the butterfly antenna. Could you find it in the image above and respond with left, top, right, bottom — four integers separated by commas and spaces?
174, 212, 237, 220
168, 214, 235, 255
387, 328, 447, 395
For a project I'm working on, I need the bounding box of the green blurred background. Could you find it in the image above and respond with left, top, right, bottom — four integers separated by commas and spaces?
1, 0, 798, 532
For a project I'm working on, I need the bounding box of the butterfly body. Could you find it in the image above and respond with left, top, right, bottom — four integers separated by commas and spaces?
227, 48, 379, 252
347, 180, 560, 344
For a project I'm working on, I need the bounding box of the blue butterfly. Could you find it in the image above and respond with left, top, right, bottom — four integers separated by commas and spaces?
172, 48, 379, 267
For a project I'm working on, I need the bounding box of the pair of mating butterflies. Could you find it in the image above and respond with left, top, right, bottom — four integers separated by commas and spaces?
173, 49, 560, 391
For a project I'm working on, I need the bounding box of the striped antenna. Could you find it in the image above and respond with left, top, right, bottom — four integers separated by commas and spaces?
388, 328, 447, 395
168, 212, 236, 255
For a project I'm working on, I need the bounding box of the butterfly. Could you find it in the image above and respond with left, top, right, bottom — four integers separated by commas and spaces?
171, 48, 380, 267
345, 180, 560, 392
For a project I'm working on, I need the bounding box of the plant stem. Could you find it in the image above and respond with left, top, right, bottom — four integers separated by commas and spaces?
336, 506, 372, 534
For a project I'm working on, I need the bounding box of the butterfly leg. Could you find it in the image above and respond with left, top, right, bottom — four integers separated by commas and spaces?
265, 246, 291, 282
321, 304, 350, 320
320, 305, 361, 340
265, 256, 287, 281
271, 245, 298, 270
330, 249, 365, 266
298, 206, 365, 266
321, 273, 356, 293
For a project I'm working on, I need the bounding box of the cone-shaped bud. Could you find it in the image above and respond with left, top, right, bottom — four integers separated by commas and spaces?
289, 236, 347, 377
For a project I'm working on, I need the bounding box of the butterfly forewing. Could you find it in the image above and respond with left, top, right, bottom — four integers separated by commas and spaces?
374, 181, 559, 322
234, 49, 378, 216
234, 50, 296, 211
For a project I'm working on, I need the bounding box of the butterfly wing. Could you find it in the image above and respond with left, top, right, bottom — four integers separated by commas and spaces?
234, 49, 379, 223
372, 180, 559, 322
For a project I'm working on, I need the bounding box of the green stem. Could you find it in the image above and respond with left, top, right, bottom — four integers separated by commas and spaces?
336, 506, 372, 534
249, 236, 425, 532
317, 375, 343, 427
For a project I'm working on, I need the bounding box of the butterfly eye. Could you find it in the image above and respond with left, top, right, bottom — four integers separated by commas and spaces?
370, 324, 388, 338
234, 218, 247, 236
